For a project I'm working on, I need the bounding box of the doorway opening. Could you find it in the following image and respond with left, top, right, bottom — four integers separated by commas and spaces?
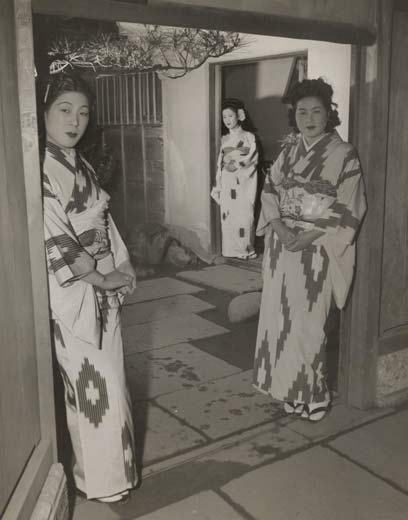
32, 13, 349, 493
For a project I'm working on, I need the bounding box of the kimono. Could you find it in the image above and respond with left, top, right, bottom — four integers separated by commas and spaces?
253, 131, 367, 406
211, 130, 258, 258
43, 142, 138, 499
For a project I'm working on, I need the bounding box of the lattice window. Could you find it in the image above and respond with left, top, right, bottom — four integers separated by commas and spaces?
95, 72, 162, 126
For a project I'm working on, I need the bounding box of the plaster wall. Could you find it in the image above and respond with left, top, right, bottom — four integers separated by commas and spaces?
162, 34, 351, 259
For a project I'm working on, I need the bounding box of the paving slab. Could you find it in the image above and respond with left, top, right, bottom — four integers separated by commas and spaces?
124, 277, 203, 305
133, 401, 206, 465
330, 409, 408, 492
134, 490, 243, 519
286, 402, 393, 441
177, 265, 263, 294
121, 294, 215, 327
156, 370, 285, 440
72, 500, 119, 520
126, 343, 240, 401
199, 422, 310, 468
123, 313, 229, 355
222, 446, 408, 520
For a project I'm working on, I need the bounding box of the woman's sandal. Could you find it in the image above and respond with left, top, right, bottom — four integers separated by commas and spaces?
283, 401, 304, 415
95, 491, 130, 504
301, 403, 331, 422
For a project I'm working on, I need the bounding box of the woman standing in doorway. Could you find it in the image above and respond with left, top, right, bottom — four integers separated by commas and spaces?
41, 72, 138, 502
211, 98, 259, 259
253, 78, 366, 421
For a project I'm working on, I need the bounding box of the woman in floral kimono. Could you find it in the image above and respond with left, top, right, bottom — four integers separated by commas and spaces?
211, 98, 259, 259
41, 73, 138, 502
253, 78, 367, 421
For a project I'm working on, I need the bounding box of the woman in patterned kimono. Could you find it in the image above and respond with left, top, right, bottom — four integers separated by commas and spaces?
253, 78, 367, 421
211, 98, 259, 259
41, 73, 138, 502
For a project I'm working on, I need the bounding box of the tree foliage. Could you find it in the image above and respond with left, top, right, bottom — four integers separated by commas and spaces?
47, 23, 246, 78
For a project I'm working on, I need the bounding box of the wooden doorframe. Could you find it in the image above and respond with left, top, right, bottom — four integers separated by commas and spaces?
208, 51, 308, 256
342, 0, 394, 408
2, 1, 57, 518
29, 0, 387, 411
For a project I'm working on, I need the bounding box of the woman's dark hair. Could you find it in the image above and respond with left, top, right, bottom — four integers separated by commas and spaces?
221, 98, 257, 135
42, 71, 94, 112
37, 71, 94, 158
282, 77, 341, 133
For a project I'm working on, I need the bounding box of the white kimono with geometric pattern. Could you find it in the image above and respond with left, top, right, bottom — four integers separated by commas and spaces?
43, 142, 138, 499
212, 129, 258, 257
253, 132, 367, 405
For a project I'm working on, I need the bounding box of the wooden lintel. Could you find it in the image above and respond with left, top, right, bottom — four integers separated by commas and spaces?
32, 0, 377, 46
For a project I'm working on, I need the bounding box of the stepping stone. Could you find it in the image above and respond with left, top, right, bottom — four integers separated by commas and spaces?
124, 277, 203, 305
156, 370, 285, 439
133, 401, 206, 465
122, 294, 214, 327
126, 342, 240, 400
330, 409, 408, 492
286, 402, 392, 441
177, 265, 262, 294
222, 446, 408, 520
200, 425, 310, 468
134, 491, 243, 519
123, 313, 229, 354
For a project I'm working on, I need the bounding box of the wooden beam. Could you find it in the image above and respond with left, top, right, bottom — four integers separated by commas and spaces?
32, 0, 376, 45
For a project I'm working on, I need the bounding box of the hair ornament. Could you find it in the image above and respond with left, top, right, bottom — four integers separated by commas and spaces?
237, 108, 246, 122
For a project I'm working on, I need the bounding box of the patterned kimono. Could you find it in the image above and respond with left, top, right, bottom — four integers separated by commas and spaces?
211, 130, 258, 257
43, 142, 137, 499
253, 132, 366, 406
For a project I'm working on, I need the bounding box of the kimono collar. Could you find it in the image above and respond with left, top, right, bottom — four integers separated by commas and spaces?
302, 132, 329, 152
46, 141, 77, 159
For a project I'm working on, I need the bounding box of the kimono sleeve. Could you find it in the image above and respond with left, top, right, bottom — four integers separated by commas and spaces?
312, 147, 367, 244
43, 175, 95, 286
107, 213, 130, 267
238, 133, 258, 171
256, 149, 286, 236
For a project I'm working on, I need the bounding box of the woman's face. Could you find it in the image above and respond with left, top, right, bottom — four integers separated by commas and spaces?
45, 91, 90, 150
222, 108, 240, 131
295, 96, 329, 144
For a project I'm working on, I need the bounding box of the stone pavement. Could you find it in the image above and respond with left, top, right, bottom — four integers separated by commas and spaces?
71, 264, 408, 520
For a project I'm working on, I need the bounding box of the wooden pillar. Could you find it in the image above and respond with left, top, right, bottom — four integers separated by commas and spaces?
344, 0, 394, 409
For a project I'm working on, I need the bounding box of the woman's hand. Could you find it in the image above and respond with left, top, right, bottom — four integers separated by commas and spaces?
285, 230, 324, 252
100, 269, 133, 291
116, 260, 137, 295
271, 219, 296, 246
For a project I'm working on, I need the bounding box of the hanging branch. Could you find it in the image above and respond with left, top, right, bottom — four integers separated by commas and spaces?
47, 24, 248, 78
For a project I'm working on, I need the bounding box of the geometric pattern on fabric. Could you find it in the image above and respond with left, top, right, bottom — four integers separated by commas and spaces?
286, 364, 312, 403
65, 157, 94, 214
252, 330, 273, 392
46, 233, 84, 272
122, 421, 137, 485
300, 245, 329, 312
268, 232, 283, 278
76, 357, 109, 428
59, 363, 77, 410
275, 275, 292, 366
47, 141, 77, 176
